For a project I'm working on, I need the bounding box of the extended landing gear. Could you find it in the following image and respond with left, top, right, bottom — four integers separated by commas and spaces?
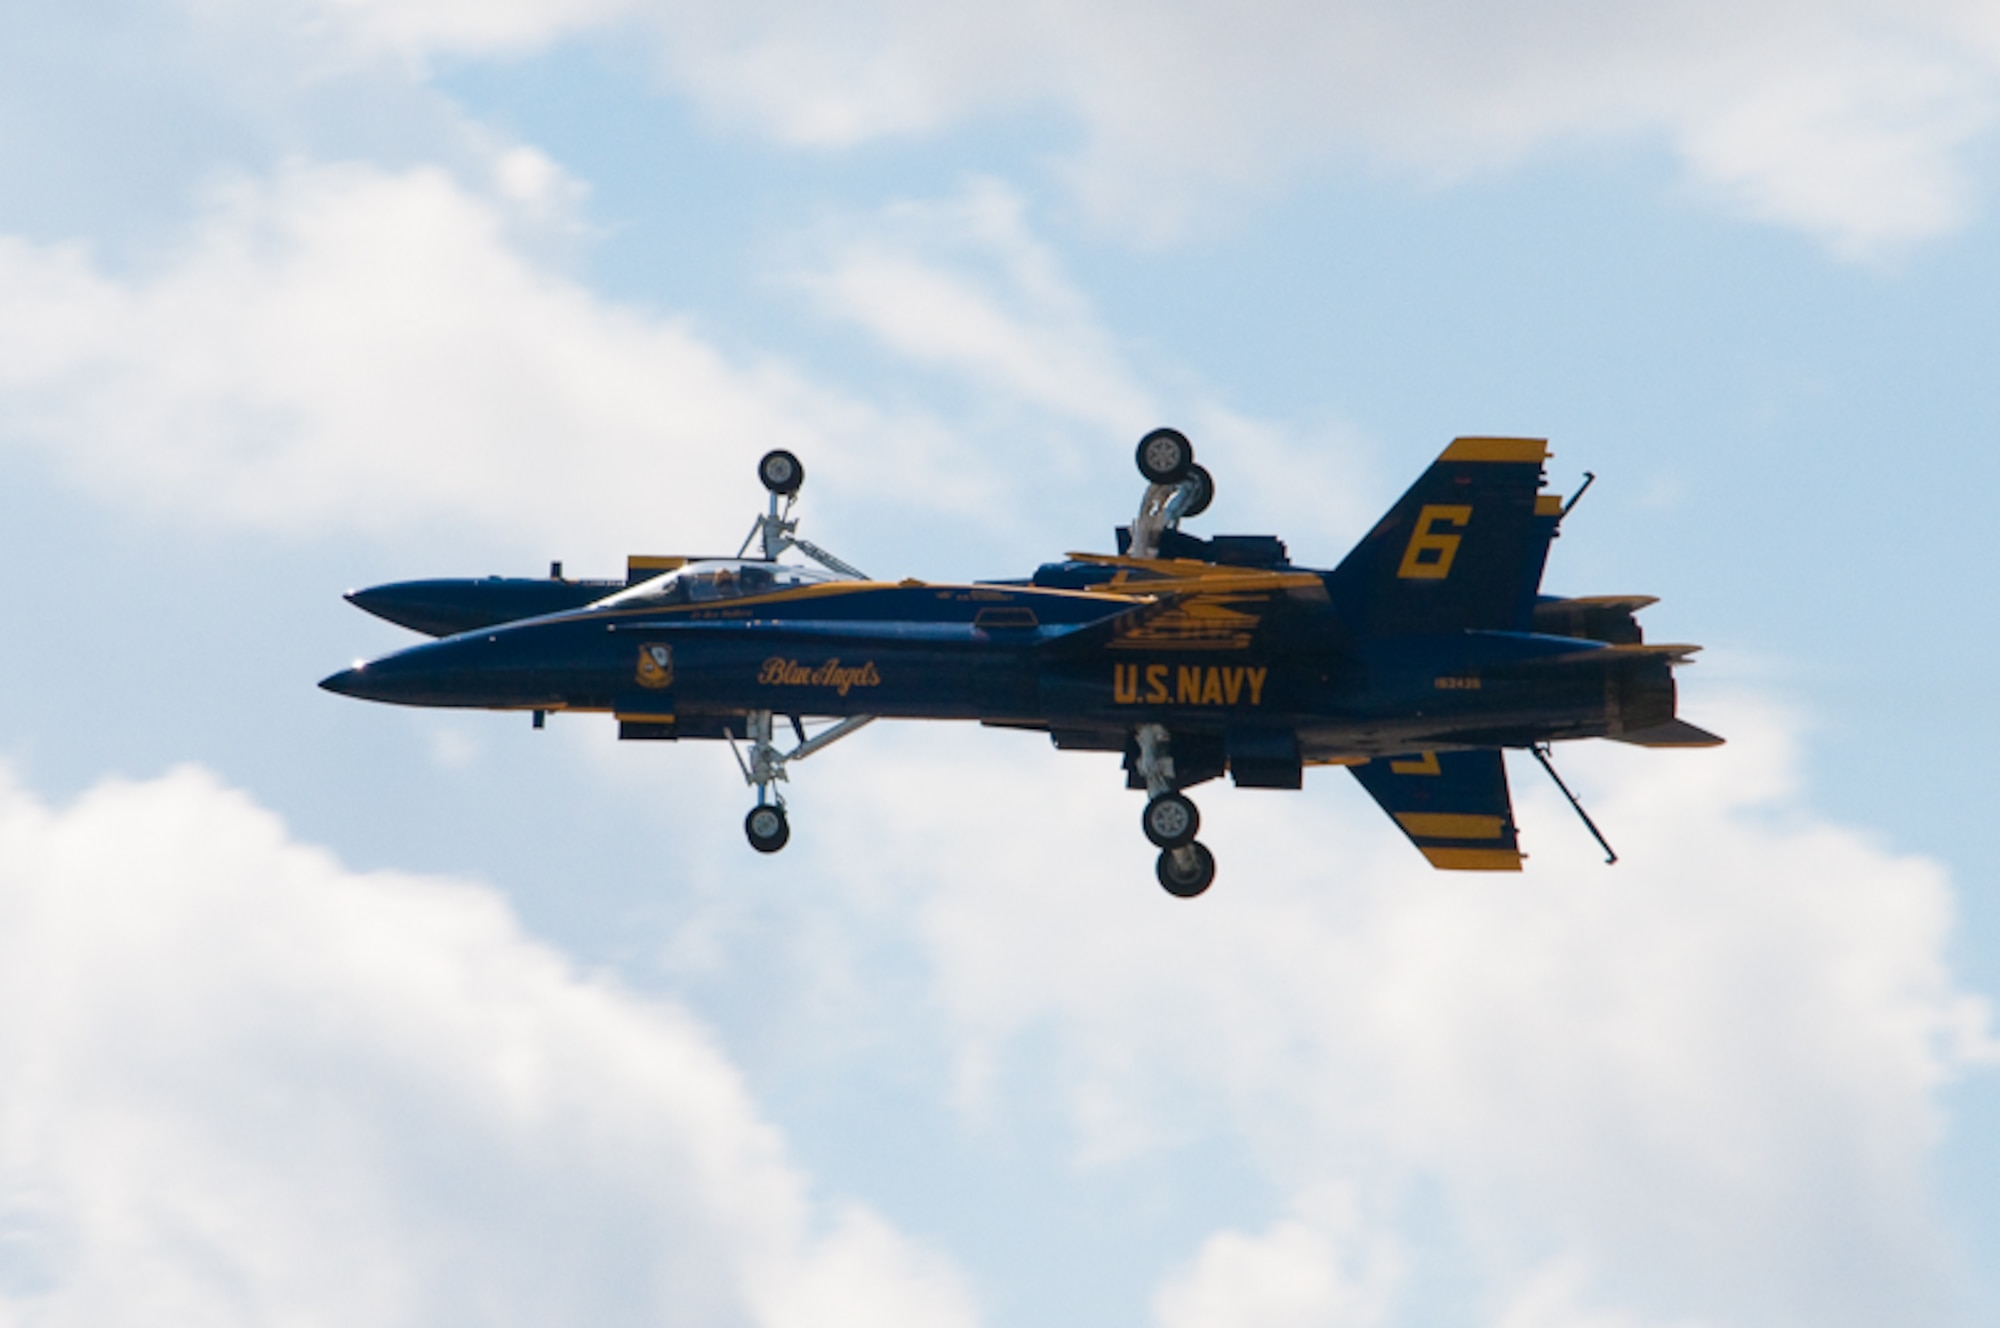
1141, 790, 1199, 849
1129, 428, 1216, 559
745, 803, 790, 853
1135, 723, 1218, 898
740, 449, 866, 578
726, 450, 881, 854
1136, 427, 1194, 484
1157, 842, 1217, 898
758, 448, 805, 496
727, 709, 876, 854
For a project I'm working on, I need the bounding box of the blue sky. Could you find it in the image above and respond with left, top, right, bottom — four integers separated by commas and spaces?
2, 1, 1998, 1324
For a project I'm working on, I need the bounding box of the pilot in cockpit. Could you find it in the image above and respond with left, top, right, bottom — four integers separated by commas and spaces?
598, 559, 824, 612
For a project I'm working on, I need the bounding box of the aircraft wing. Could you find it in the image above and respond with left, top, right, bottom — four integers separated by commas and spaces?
1037, 555, 1328, 654
1349, 748, 1523, 871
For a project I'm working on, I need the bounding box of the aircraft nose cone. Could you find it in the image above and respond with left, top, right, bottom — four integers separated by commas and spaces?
319, 665, 373, 699
317, 633, 529, 708
344, 585, 445, 635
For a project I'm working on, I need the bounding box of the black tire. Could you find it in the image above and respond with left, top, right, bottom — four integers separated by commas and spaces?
1181, 464, 1214, 518
1142, 791, 1200, 849
745, 804, 790, 853
1156, 842, 1216, 898
758, 449, 804, 495
1135, 428, 1193, 485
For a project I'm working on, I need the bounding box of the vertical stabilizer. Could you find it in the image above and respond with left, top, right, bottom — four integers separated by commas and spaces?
1326, 437, 1554, 636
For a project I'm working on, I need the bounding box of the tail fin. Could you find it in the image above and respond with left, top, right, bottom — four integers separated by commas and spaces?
1325, 437, 1555, 637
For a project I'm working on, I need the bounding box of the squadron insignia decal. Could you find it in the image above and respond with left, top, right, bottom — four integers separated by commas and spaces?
636, 643, 674, 689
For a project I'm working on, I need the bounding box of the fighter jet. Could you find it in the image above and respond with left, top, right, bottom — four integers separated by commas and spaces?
323, 432, 1719, 896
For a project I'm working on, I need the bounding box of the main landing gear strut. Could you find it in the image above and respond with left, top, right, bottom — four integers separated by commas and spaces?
1128, 427, 1214, 560
1136, 723, 1217, 897
1128, 429, 1223, 897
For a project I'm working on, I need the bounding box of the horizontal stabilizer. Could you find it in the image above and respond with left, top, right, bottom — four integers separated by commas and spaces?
1350, 748, 1524, 871
1531, 594, 1657, 645
1542, 594, 1659, 612
1546, 641, 1704, 665
1608, 718, 1726, 748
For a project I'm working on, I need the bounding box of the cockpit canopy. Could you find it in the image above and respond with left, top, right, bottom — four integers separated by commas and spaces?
594, 559, 835, 611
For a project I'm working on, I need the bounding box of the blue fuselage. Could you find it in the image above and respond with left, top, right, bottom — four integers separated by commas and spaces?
321, 576, 1674, 763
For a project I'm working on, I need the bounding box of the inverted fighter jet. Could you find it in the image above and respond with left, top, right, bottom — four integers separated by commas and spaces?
322, 432, 1720, 896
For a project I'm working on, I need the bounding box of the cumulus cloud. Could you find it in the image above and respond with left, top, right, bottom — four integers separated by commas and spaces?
0, 160, 987, 565
302, 0, 2000, 254
787, 179, 1379, 545
0, 159, 1364, 568
1153, 1187, 1404, 1328
790, 178, 1159, 436
777, 693, 1998, 1326
0, 762, 979, 1327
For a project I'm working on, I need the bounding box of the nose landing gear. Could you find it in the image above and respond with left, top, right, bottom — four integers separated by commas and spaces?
745, 803, 790, 853
727, 709, 877, 854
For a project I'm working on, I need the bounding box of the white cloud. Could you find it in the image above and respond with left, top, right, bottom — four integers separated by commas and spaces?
791, 178, 1158, 436
788, 180, 1380, 549
299, 0, 2000, 254
1153, 1187, 1404, 1328
0, 160, 983, 566
0, 159, 1369, 568
0, 761, 980, 1327
304, 0, 631, 61
776, 693, 1997, 1326
1490, 1259, 1704, 1328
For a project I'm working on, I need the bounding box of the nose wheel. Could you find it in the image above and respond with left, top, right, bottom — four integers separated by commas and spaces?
727, 709, 877, 855
745, 803, 790, 853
